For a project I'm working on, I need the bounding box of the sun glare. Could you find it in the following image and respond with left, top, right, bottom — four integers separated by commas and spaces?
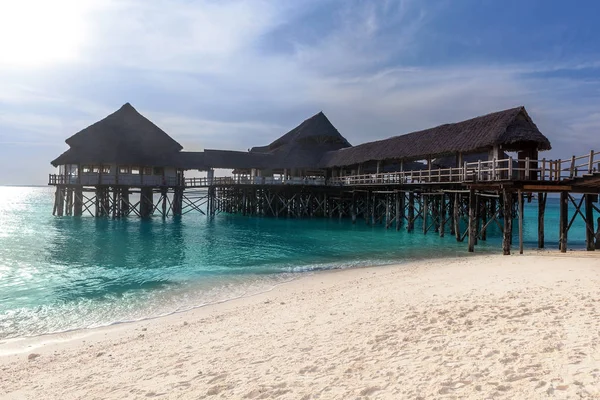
0, 0, 95, 68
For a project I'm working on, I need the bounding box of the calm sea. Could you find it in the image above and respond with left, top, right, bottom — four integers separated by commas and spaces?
0, 186, 594, 339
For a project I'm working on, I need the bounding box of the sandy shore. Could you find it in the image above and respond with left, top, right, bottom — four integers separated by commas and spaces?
2, 253, 600, 399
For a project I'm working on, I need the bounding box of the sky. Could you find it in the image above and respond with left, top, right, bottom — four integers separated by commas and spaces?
1, 0, 600, 185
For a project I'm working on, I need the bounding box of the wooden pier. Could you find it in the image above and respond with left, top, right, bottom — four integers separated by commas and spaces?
48, 103, 600, 255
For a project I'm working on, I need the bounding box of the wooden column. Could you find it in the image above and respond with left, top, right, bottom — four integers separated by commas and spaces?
121, 188, 130, 216
407, 191, 415, 232
454, 192, 460, 241
399, 192, 405, 230
73, 188, 83, 216
559, 191, 568, 253
371, 193, 376, 225
468, 189, 477, 252
422, 194, 428, 234
161, 188, 168, 217
502, 189, 513, 255
395, 192, 400, 231
385, 194, 391, 228
585, 194, 595, 251
440, 194, 446, 237
518, 190, 524, 254
351, 192, 357, 224
537, 192, 546, 249
480, 198, 487, 241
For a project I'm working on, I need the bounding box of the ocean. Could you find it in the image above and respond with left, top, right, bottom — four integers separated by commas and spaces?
0, 186, 595, 339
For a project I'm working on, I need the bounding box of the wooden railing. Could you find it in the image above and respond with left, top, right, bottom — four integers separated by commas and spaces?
49, 150, 600, 188
48, 174, 180, 186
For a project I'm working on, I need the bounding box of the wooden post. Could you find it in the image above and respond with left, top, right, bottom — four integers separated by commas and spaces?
351, 191, 357, 224
585, 194, 595, 251
537, 192, 546, 248
385, 194, 391, 228
395, 192, 400, 231
440, 194, 446, 237
453, 192, 460, 241
449, 193, 455, 235
74, 188, 83, 216
468, 190, 476, 252
502, 189, 512, 255
371, 193, 376, 225
480, 198, 487, 241
161, 188, 168, 217
422, 194, 428, 234
122, 188, 130, 216
559, 191, 568, 253
518, 190, 524, 254
407, 191, 415, 232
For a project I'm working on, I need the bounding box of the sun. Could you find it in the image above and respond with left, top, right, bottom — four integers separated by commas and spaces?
0, 0, 95, 68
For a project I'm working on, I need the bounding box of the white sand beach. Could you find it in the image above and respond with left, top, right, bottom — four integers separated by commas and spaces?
2, 253, 600, 399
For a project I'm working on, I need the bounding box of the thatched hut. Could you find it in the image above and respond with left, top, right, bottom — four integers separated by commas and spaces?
51, 103, 187, 186
320, 106, 550, 176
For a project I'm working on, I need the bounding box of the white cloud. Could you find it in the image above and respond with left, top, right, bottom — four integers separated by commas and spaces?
2, 0, 600, 184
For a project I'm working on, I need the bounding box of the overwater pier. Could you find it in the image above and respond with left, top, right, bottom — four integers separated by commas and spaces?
48, 103, 600, 255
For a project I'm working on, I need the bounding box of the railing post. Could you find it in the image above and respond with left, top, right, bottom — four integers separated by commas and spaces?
588, 150, 594, 174
542, 158, 546, 181
463, 161, 467, 181
508, 157, 513, 180
525, 157, 530, 180
570, 155, 576, 178
477, 160, 481, 181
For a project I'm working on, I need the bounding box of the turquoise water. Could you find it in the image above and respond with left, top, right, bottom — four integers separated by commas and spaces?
0, 186, 595, 339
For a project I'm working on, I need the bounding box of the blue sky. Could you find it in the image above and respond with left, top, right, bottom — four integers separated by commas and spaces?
1, 0, 600, 184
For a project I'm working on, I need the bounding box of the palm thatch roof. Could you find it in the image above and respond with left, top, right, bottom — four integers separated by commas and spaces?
250, 112, 351, 169
51, 103, 182, 167
321, 106, 550, 168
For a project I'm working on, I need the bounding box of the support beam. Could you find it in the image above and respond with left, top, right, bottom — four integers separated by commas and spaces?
407, 191, 415, 232
468, 189, 476, 252
453, 193, 460, 241
518, 190, 524, 254
537, 192, 546, 249
559, 191, 568, 253
502, 189, 513, 255
585, 194, 595, 251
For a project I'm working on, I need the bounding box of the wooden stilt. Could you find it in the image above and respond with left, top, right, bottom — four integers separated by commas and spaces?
399, 191, 405, 230
74, 188, 83, 216
518, 190, 524, 254
351, 192, 357, 224
440, 194, 446, 237
585, 194, 595, 251
480, 198, 487, 241
395, 192, 400, 231
454, 193, 460, 241
537, 192, 546, 248
422, 194, 428, 234
407, 191, 415, 232
502, 189, 513, 255
468, 189, 476, 252
559, 191, 568, 253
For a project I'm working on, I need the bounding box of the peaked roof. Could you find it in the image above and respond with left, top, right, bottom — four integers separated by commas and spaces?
51, 103, 182, 166
249, 111, 351, 169
321, 106, 550, 168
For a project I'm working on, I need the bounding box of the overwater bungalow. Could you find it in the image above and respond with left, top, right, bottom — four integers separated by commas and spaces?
49, 103, 600, 255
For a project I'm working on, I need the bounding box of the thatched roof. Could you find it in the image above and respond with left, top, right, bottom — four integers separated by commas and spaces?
250, 112, 351, 169
51, 103, 182, 167
321, 106, 550, 168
